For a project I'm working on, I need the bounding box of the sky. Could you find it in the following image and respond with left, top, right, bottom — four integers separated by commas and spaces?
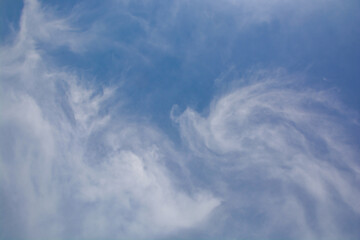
0, 0, 360, 239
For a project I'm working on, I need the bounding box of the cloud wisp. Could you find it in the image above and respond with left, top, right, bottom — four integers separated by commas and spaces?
175, 74, 360, 239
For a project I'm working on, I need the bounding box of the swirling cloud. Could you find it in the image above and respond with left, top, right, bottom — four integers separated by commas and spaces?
175, 75, 360, 239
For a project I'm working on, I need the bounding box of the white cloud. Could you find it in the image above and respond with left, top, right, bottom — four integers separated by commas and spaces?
0, 1, 219, 239
175, 74, 360, 239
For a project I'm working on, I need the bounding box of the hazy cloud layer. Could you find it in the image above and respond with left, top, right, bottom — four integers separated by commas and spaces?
1, 0, 360, 240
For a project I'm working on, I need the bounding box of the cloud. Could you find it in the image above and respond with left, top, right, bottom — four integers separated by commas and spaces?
1, 0, 360, 240
0, 1, 219, 239
174, 72, 360, 239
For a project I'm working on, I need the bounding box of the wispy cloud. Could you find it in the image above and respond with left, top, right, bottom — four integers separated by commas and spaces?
174, 72, 360, 239
0, 1, 219, 239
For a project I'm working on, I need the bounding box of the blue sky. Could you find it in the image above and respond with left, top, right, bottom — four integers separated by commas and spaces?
1, 0, 360, 239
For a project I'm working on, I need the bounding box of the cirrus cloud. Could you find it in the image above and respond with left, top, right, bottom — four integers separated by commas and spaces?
174, 73, 360, 239
1, 0, 360, 240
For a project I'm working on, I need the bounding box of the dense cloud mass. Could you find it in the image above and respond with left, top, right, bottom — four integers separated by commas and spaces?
1, 0, 359, 240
